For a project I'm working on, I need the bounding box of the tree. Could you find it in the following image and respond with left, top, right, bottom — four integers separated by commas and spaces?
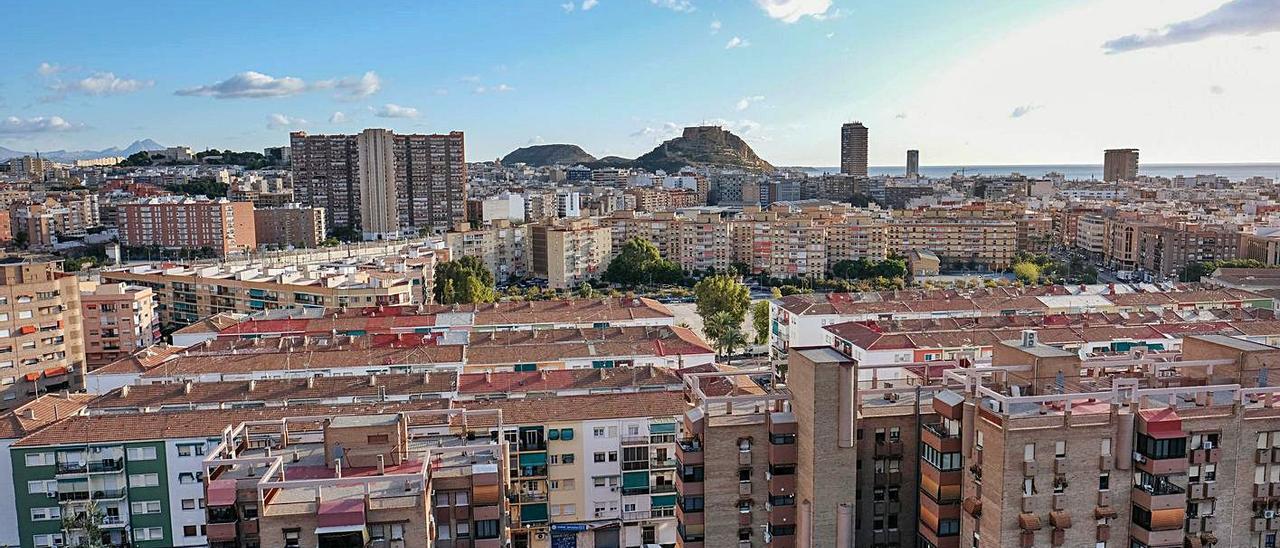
576, 282, 599, 299
703, 311, 746, 360
117, 151, 153, 167
61, 498, 106, 547
433, 256, 496, 304
603, 237, 682, 287
751, 300, 771, 345
694, 274, 750, 329
1012, 262, 1041, 285
1180, 258, 1268, 283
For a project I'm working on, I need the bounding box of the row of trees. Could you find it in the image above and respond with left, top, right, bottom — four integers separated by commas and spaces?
1011, 252, 1099, 285
1180, 258, 1268, 283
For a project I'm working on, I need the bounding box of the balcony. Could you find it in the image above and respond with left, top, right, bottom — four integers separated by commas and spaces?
651, 483, 677, 494
651, 457, 678, 469
622, 435, 651, 446
58, 488, 127, 501
622, 460, 649, 472
922, 422, 963, 453
1132, 482, 1186, 511
677, 439, 703, 466
206, 522, 238, 542
769, 442, 798, 464
874, 440, 904, 458
57, 458, 125, 476
1130, 524, 1185, 547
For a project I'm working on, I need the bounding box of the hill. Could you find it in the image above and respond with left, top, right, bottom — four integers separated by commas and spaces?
632, 126, 773, 172
0, 139, 165, 162
501, 144, 597, 166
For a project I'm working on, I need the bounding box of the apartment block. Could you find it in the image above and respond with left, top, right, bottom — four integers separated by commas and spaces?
0, 256, 85, 410
117, 197, 256, 256
445, 220, 530, 282
530, 219, 612, 289
9, 194, 100, 250
1102, 219, 1243, 279
101, 262, 416, 329
253, 204, 327, 249
78, 281, 159, 370
888, 217, 1017, 271
1104, 148, 1140, 182
290, 129, 467, 238
840, 122, 869, 177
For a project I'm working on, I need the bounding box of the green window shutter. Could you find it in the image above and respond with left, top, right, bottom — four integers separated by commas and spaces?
518, 453, 547, 466
651, 494, 677, 507
622, 471, 648, 488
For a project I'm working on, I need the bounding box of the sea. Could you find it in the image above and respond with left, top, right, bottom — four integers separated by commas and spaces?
789, 163, 1280, 181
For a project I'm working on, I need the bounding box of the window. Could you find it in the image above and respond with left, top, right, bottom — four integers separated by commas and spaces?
178, 472, 199, 484
31, 507, 61, 521
476, 519, 499, 540
559, 428, 574, 440
133, 527, 163, 542
889, 427, 901, 440
131, 501, 162, 514
25, 452, 54, 467
28, 480, 57, 495
437, 524, 451, 540
1054, 441, 1066, 458
770, 433, 797, 445
176, 444, 205, 457
1099, 472, 1110, 491
608, 451, 617, 462
127, 446, 157, 461
1023, 477, 1035, 496
367, 434, 389, 444
184, 525, 199, 537
594, 452, 606, 463
1023, 443, 1035, 461
594, 427, 606, 437
33, 534, 64, 548
283, 528, 301, 548
1101, 438, 1112, 455
129, 473, 159, 488
182, 499, 197, 510
938, 519, 960, 536
562, 453, 575, 464
455, 492, 468, 506
1135, 434, 1186, 460
456, 522, 470, 539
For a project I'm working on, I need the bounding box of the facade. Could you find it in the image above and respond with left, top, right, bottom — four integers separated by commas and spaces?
907, 149, 920, 177
78, 282, 159, 370
530, 220, 612, 289
253, 204, 327, 248
9, 194, 101, 250
840, 122, 869, 177
1104, 148, 1140, 182
117, 197, 256, 256
101, 262, 417, 329
444, 220, 529, 282
0, 256, 85, 410
290, 129, 468, 238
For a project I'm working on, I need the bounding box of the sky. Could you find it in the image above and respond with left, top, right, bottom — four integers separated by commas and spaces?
1, 0, 1278, 166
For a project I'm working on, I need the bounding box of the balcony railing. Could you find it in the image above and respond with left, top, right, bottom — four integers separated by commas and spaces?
1134, 481, 1186, 496
651, 484, 677, 494
58, 488, 127, 501
57, 458, 125, 475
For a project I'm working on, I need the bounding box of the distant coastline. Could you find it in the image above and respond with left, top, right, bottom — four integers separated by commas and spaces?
787, 163, 1280, 181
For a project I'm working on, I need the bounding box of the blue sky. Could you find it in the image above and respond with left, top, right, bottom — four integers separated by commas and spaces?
2, 0, 1278, 165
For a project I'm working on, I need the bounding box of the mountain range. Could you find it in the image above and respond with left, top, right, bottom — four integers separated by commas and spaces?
0, 139, 166, 163
502, 126, 773, 172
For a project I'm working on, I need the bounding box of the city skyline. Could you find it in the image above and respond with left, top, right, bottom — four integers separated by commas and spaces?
2, 0, 1279, 166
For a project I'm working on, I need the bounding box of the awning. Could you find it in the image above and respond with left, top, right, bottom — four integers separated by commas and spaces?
1049, 510, 1072, 529
314, 524, 367, 535
1140, 408, 1184, 439
317, 498, 365, 528
1018, 513, 1042, 531
24, 372, 41, 382
962, 497, 982, 517
207, 479, 238, 507
43, 366, 68, 378
1094, 506, 1117, 520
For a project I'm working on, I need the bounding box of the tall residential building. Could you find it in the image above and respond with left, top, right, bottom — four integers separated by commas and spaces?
530, 219, 612, 289
290, 129, 467, 239
840, 122, 869, 177
1104, 148, 1139, 182
253, 204, 327, 248
907, 149, 920, 177
79, 281, 159, 370
117, 197, 256, 256
0, 256, 86, 409
445, 220, 529, 282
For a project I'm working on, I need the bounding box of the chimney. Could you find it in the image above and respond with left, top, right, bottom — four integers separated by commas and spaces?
306, 377, 315, 389
484, 371, 491, 384
368, 375, 377, 387
540, 369, 549, 381
183, 380, 193, 395
334, 459, 342, 478
421, 372, 430, 385
120, 385, 131, 398
377, 454, 386, 476
248, 379, 256, 392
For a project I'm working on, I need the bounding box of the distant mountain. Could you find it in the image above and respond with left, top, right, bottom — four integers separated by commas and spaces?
502, 144, 597, 167
631, 126, 773, 172
585, 155, 634, 168
0, 139, 166, 162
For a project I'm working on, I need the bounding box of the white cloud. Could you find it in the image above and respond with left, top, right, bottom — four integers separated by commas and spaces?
460, 75, 481, 83
1104, 0, 1280, 53
581, 0, 598, 10
329, 111, 348, 124
0, 115, 84, 134
725, 36, 750, 49
266, 114, 308, 130
528, 136, 547, 145
177, 71, 309, 98
755, 0, 832, 23
710, 20, 722, 34
331, 71, 382, 99
177, 70, 380, 99
375, 103, 420, 119
53, 72, 154, 96
650, 0, 694, 13
473, 83, 514, 94
561, 1, 575, 11
735, 95, 765, 111
36, 62, 64, 76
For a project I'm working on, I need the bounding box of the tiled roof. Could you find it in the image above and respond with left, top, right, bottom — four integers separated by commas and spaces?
457, 366, 682, 395
15, 400, 449, 447
454, 391, 688, 424
0, 393, 95, 439
464, 326, 712, 365
92, 344, 186, 375
89, 372, 459, 409
137, 345, 465, 378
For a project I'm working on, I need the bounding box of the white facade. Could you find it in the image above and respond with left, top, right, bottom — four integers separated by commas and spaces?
0, 439, 18, 547
165, 438, 216, 547
480, 193, 526, 224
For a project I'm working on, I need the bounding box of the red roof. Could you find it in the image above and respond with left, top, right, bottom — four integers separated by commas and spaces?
207, 479, 237, 506
1139, 408, 1184, 439
317, 498, 366, 528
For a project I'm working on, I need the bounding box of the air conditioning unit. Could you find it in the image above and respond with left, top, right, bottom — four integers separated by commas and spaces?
1133, 451, 1146, 463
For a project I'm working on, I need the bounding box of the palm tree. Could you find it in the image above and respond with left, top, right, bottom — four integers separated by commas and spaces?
718, 328, 748, 364
61, 499, 107, 548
